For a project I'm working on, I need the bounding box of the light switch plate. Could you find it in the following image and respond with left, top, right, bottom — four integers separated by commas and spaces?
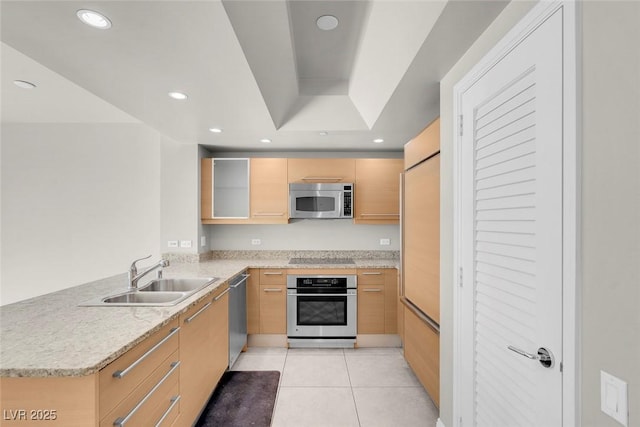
167, 240, 178, 248
601, 370, 628, 426
200, 236, 206, 247
180, 240, 192, 248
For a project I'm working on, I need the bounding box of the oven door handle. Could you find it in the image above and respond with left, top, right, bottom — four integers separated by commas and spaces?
288, 293, 357, 297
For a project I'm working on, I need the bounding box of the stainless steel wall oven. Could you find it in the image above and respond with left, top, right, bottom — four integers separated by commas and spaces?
287, 274, 357, 348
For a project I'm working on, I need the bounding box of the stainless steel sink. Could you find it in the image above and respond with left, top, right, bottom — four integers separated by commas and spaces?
79, 276, 218, 307
101, 291, 187, 306
139, 277, 217, 293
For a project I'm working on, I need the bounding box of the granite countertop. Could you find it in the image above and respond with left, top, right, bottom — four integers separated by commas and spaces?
0, 255, 399, 378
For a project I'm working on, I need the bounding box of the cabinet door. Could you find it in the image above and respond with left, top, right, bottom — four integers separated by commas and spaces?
179, 295, 218, 425
404, 117, 440, 170
384, 269, 398, 334
404, 304, 439, 407
288, 158, 355, 183
259, 284, 286, 334
246, 269, 260, 334
358, 284, 385, 334
403, 154, 440, 323
201, 158, 249, 221
354, 159, 403, 224
210, 285, 230, 385
250, 158, 288, 223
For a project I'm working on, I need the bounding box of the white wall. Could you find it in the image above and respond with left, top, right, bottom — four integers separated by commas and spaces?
581, 2, 640, 425
0, 123, 162, 305
160, 139, 203, 254
209, 220, 400, 251
439, 2, 640, 426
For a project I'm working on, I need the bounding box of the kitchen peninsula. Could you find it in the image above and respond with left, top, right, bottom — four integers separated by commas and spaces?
0, 251, 398, 426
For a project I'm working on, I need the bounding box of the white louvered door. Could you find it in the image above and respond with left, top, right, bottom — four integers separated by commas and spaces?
459, 7, 564, 427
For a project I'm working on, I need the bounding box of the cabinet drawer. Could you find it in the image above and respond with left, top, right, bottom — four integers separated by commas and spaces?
357, 269, 385, 285
100, 350, 180, 426
99, 319, 179, 420
259, 269, 286, 285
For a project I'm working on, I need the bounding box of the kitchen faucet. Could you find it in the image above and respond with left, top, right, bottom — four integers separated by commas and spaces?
128, 255, 170, 290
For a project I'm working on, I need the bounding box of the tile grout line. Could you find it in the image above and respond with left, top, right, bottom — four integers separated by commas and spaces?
269, 348, 289, 426
343, 348, 363, 427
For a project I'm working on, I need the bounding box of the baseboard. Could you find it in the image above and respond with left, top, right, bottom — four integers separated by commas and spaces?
436, 418, 446, 427
247, 334, 287, 347
356, 334, 402, 347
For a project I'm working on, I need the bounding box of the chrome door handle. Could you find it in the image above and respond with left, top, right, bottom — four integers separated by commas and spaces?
507, 345, 555, 368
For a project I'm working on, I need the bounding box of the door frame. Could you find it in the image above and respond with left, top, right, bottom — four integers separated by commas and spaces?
451, 1, 580, 426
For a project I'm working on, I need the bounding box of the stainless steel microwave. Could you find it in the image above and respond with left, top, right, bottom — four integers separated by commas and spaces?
289, 183, 353, 219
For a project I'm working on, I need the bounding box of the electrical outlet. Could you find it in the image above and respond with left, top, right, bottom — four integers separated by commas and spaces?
167, 240, 178, 248
180, 240, 192, 248
380, 238, 391, 246
200, 236, 206, 247
251, 239, 261, 246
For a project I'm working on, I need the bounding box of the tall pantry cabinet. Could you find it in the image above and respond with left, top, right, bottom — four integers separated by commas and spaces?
401, 117, 440, 407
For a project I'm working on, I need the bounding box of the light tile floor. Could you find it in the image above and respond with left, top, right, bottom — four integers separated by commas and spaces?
230, 347, 439, 427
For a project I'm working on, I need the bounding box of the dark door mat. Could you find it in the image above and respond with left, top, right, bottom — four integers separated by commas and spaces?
195, 370, 281, 427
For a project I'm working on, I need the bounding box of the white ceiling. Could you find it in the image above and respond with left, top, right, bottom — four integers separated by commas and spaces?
0, 0, 508, 152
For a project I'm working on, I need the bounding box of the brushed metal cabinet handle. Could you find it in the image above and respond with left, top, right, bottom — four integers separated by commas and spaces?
263, 288, 283, 292
154, 395, 180, 427
114, 361, 180, 426
113, 327, 180, 379
214, 287, 230, 301
301, 177, 342, 181
184, 302, 212, 324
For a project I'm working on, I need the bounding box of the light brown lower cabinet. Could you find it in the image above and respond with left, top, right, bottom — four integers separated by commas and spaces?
257, 269, 287, 334
357, 269, 398, 334
0, 285, 231, 427
259, 284, 286, 334
177, 283, 229, 426
403, 304, 439, 407
246, 269, 260, 334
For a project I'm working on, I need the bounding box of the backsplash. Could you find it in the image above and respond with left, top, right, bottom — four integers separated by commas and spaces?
209, 250, 399, 260
162, 250, 399, 263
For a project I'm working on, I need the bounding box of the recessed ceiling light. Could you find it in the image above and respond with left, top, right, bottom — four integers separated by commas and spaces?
13, 80, 36, 89
76, 9, 112, 29
319, 131, 328, 136
316, 15, 339, 31
168, 91, 188, 100
209, 128, 223, 133
373, 138, 384, 144
260, 138, 272, 144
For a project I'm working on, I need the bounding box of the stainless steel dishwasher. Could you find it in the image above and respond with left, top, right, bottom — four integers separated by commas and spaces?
228, 272, 249, 368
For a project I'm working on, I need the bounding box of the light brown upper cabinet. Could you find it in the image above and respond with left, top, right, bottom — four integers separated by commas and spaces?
354, 159, 403, 224
404, 117, 440, 170
288, 158, 355, 183
202, 158, 287, 224
402, 118, 440, 323
201, 158, 250, 224
250, 158, 289, 224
